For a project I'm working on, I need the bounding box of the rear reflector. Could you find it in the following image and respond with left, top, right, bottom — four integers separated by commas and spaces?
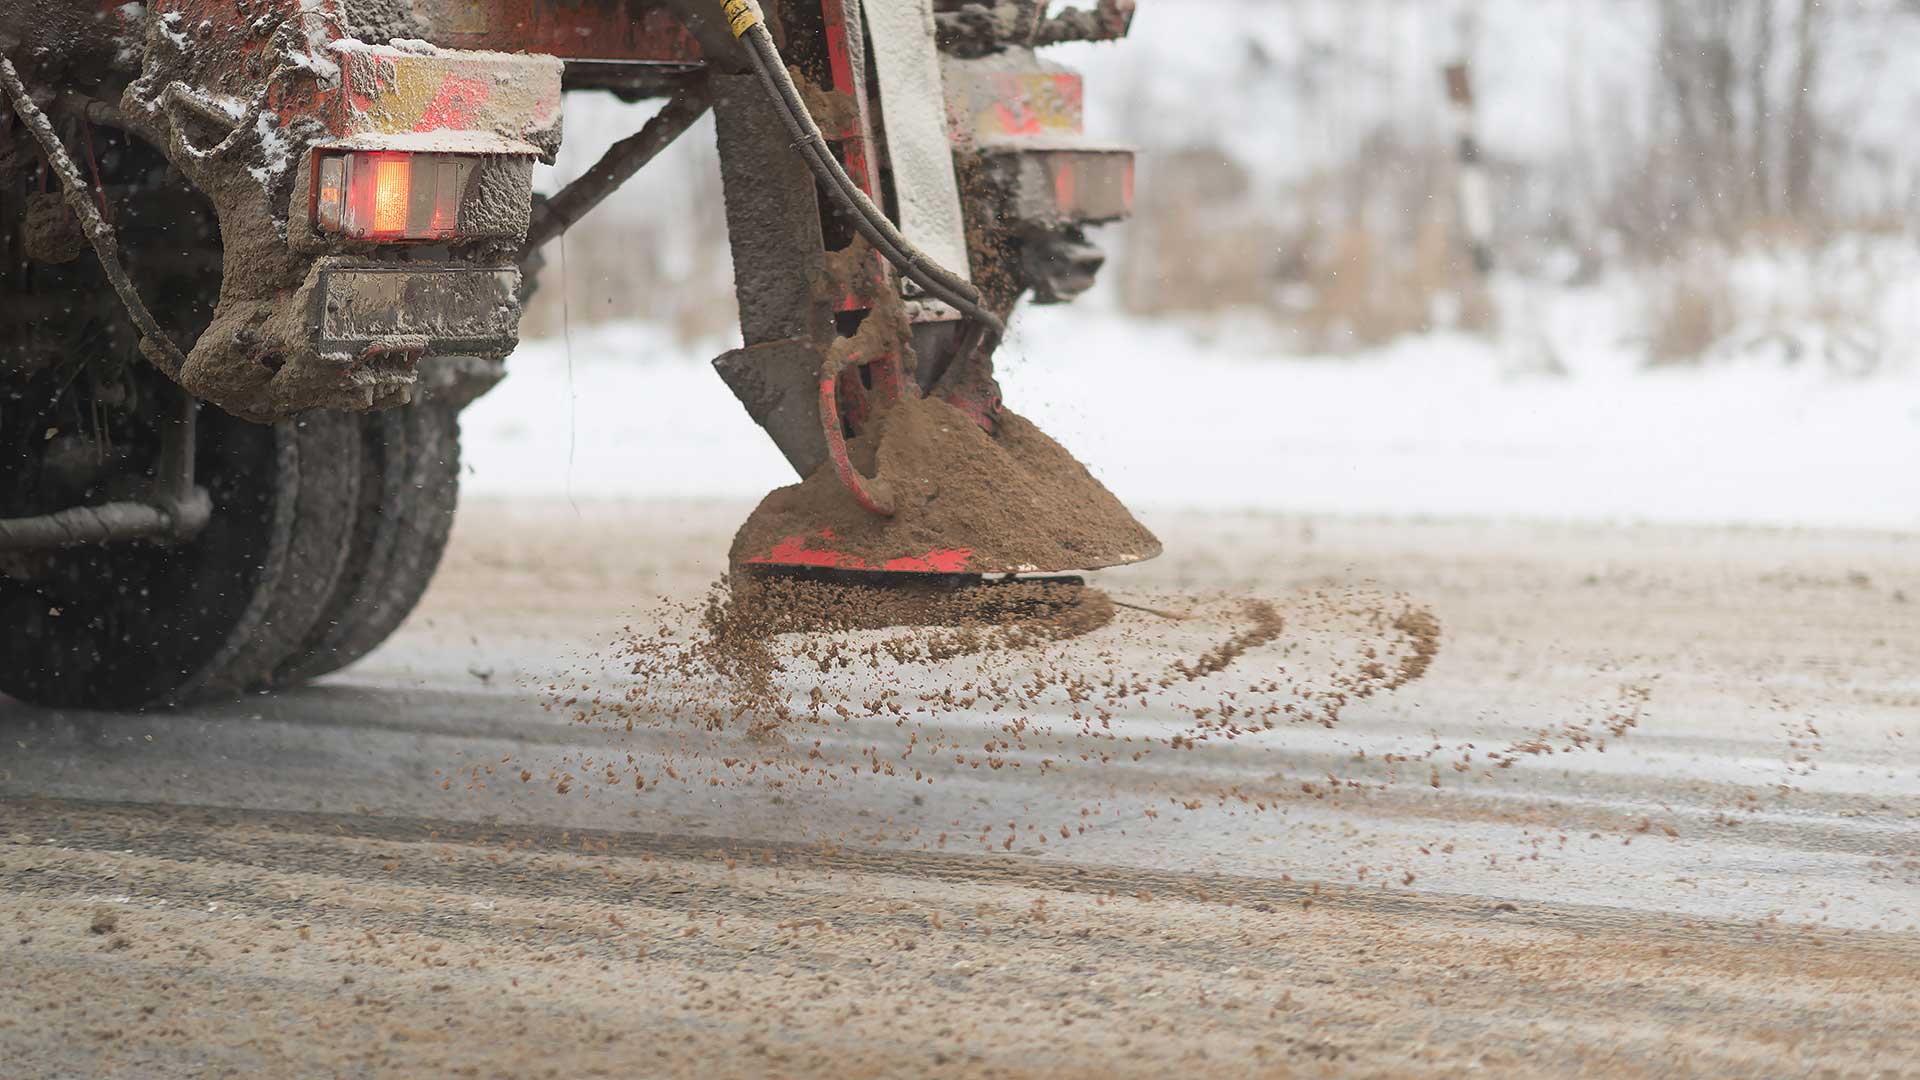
313, 151, 478, 241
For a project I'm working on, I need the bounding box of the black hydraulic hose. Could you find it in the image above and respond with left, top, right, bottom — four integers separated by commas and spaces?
741, 26, 986, 321
726, 3, 1005, 347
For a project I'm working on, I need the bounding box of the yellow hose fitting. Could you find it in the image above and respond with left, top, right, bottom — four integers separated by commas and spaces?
723, 0, 763, 38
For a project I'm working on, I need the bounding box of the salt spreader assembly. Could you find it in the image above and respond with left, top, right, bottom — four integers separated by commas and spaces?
0, 0, 1155, 707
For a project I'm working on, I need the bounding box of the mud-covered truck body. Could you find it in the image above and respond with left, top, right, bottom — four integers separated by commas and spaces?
1, 0, 1144, 707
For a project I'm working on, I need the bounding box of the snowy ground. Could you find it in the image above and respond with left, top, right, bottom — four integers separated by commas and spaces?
462, 286, 1920, 531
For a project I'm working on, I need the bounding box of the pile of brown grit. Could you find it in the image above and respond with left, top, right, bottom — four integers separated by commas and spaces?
730, 393, 1161, 573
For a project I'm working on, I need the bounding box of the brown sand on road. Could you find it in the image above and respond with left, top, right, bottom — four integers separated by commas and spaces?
4, 797, 1917, 1079
3, 499, 1917, 1077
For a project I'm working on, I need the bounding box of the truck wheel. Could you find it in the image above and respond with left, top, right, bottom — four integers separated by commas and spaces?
0, 403, 360, 709
0, 400, 457, 708
192, 410, 365, 697
271, 401, 461, 686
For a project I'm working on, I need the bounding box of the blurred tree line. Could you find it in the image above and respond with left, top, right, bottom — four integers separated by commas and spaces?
1112, 0, 1919, 356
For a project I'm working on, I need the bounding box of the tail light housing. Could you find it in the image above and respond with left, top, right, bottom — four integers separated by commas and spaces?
313, 150, 515, 242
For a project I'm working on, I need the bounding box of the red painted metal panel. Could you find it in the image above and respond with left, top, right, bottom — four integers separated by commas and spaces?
745, 532, 975, 574
408, 0, 702, 64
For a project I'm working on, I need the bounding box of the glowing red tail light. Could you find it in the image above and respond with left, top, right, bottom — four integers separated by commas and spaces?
313, 151, 476, 241
371, 154, 412, 235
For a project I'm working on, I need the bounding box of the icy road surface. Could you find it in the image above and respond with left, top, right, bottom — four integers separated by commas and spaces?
3, 499, 1916, 1077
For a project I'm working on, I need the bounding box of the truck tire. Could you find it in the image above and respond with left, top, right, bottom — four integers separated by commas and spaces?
0, 402, 355, 708
191, 409, 365, 697
0, 400, 459, 709
271, 401, 461, 686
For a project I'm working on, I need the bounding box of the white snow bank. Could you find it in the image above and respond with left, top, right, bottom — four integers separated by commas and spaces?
461, 299, 1920, 530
